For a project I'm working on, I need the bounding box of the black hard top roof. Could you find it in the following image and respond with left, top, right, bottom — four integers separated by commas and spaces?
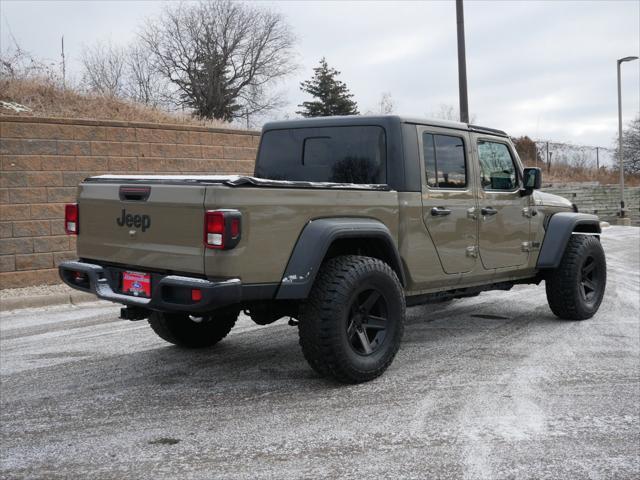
262, 115, 509, 138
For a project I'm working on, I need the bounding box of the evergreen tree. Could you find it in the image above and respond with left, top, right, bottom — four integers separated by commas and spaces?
297, 58, 359, 117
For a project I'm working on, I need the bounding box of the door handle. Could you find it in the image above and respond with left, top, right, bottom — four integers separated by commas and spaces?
481, 207, 498, 216
431, 207, 452, 217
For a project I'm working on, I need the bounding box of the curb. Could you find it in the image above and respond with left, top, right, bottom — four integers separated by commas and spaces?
1, 292, 102, 311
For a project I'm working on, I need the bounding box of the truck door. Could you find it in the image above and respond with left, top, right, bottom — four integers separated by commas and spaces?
419, 127, 478, 274
472, 135, 530, 269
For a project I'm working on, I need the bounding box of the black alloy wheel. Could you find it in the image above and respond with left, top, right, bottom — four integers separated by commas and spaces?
298, 255, 405, 383
546, 234, 607, 320
579, 255, 603, 307
346, 288, 389, 355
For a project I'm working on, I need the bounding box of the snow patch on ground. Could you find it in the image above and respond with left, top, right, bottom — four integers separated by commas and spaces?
0, 101, 31, 113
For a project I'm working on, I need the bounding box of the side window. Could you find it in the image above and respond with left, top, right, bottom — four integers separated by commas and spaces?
422, 133, 467, 188
477, 141, 518, 190
423, 133, 437, 187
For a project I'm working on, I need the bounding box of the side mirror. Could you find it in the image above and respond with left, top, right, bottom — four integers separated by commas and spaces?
521, 167, 542, 195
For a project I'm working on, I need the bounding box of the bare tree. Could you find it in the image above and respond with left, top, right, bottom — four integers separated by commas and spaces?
80, 40, 126, 96
139, 0, 296, 121
430, 103, 477, 123
432, 104, 456, 121
1, 42, 27, 79
363, 92, 394, 115
512, 136, 541, 165
240, 83, 287, 128
615, 115, 640, 175
378, 92, 395, 114
124, 41, 170, 107
1, 35, 60, 83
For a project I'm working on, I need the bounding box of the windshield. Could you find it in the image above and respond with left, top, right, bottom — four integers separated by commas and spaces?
254, 126, 387, 184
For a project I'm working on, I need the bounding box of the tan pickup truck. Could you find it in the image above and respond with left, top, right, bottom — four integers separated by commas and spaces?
59, 116, 606, 383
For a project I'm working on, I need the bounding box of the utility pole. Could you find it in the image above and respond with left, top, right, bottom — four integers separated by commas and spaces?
455, 0, 469, 124
546, 141, 549, 170
61, 35, 66, 89
596, 147, 599, 170
617, 56, 639, 221
548, 151, 553, 174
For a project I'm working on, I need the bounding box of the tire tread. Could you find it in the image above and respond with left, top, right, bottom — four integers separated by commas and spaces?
148, 309, 238, 348
299, 255, 405, 383
545, 234, 606, 320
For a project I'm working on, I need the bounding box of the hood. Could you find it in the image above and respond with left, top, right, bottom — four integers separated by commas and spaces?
533, 190, 573, 209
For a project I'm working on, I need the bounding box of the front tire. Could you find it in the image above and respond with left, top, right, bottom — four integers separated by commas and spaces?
148, 308, 239, 348
545, 234, 606, 320
298, 255, 405, 384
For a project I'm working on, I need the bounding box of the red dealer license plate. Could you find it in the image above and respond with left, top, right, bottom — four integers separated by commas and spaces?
122, 271, 151, 298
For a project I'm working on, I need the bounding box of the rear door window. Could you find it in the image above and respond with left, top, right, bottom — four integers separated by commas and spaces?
255, 126, 386, 184
422, 133, 467, 188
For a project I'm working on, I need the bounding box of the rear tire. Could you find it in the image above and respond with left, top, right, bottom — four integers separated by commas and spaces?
545, 234, 606, 320
148, 308, 239, 348
298, 255, 405, 384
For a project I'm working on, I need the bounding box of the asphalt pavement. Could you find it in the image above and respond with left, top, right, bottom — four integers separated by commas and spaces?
1, 227, 639, 479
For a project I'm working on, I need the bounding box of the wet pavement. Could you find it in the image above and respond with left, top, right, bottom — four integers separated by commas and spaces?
1, 227, 638, 479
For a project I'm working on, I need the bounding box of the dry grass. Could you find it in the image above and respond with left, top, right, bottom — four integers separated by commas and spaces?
543, 163, 640, 186
0, 77, 229, 128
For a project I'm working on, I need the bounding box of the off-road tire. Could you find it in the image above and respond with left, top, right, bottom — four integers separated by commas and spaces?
298, 255, 405, 384
148, 308, 239, 348
545, 234, 606, 320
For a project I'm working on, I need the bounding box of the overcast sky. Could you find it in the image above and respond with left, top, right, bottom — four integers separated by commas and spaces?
1, 0, 639, 150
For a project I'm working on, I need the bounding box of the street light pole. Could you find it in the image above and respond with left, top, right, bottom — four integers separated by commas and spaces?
456, 0, 469, 124
617, 56, 639, 220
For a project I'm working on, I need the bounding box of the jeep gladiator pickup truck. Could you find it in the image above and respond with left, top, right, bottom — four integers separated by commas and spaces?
59, 116, 606, 383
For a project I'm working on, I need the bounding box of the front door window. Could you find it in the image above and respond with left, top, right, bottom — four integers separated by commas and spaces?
477, 141, 518, 190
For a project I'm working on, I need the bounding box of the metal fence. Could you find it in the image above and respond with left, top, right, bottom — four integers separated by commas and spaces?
534, 141, 615, 170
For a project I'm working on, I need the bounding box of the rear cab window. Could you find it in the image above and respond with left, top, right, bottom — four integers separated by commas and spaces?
255, 126, 387, 184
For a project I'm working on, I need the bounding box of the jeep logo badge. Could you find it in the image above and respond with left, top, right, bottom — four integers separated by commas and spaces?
116, 209, 151, 232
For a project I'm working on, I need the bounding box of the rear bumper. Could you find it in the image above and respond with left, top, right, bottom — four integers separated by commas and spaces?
58, 260, 241, 313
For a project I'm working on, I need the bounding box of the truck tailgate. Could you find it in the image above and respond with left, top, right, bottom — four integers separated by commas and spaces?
76, 182, 206, 274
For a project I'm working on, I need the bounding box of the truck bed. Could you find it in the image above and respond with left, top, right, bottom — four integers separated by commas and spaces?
76, 175, 399, 284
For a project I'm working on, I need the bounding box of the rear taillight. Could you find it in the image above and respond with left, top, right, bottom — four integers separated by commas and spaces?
204, 210, 241, 249
65, 203, 78, 235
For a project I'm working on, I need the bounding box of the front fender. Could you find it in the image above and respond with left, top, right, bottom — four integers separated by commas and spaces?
275, 217, 404, 300
537, 212, 601, 269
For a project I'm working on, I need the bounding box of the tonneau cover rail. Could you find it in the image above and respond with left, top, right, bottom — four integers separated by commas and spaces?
83, 175, 392, 191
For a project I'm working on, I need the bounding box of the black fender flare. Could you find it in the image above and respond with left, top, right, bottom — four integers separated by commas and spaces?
537, 212, 601, 269
275, 217, 405, 300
